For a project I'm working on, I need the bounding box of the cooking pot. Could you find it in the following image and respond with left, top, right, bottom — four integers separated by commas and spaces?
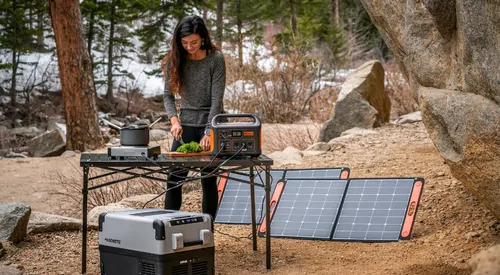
108, 117, 162, 147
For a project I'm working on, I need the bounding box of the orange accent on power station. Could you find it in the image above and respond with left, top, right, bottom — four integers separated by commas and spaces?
401, 180, 423, 238
243, 131, 254, 137
260, 130, 263, 150
210, 129, 215, 152
217, 173, 228, 205
340, 170, 350, 179
259, 181, 285, 234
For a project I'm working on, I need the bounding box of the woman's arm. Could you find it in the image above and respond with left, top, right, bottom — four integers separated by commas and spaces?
163, 65, 178, 121
163, 62, 182, 139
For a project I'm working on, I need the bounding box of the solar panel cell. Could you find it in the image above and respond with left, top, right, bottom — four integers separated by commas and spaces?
332, 178, 416, 241
266, 179, 349, 240
214, 170, 284, 224
284, 168, 349, 180
216, 168, 350, 225
257, 177, 424, 242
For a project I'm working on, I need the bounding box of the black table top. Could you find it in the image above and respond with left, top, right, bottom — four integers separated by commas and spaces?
80, 153, 273, 168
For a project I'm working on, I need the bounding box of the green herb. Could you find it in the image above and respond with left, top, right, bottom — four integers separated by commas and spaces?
176, 141, 203, 153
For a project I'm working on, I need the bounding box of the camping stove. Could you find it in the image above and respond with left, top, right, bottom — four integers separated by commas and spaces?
107, 145, 161, 159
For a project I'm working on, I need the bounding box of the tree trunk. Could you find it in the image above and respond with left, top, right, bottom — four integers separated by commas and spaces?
10, 50, 18, 114
290, 0, 297, 35
106, 1, 116, 101
86, 0, 97, 55
9, 0, 18, 115
332, 0, 339, 26
215, 0, 223, 47
36, 0, 45, 50
203, 6, 208, 22
49, 0, 104, 151
236, 0, 243, 67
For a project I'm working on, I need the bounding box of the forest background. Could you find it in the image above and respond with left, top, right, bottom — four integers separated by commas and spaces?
0, 0, 416, 152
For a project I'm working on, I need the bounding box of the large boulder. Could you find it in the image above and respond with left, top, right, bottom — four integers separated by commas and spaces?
0, 265, 23, 275
360, 0, 500, 219
318, 60, 391, 142
87, 195, 164, 225
394, 111, 422, 125
28, 212, 97, 234
268, 147, 304, 167
88, 203, 134, 225
0, 203, 31, 243
469, 244, 500, 275
26, 129, 66, 157
420, 88, 500, 219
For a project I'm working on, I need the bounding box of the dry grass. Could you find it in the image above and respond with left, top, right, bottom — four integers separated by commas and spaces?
47, 167, 201, 218
224, 45, 339, 124
96, 92, 165, 118
262, 123, 321, 152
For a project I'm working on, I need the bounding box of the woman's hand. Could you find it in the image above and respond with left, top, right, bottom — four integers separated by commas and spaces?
170, 121, 183, 141
200, 135, 211, 151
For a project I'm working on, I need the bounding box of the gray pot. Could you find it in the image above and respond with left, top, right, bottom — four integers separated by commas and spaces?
107, 117, 162, 147
120, 125, 150, 146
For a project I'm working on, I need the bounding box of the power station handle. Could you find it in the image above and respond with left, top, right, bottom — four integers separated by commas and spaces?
211, 113, 261, 126
184, 240, 203, 247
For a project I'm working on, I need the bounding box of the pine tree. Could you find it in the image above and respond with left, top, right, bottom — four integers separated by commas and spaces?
225, 0, 266, 66
49, 0, 104, 151
81, 0, 138, 101
0, 0, 43, 121
134, 0, 206, 76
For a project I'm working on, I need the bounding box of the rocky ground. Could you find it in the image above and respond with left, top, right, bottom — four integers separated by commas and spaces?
0, 121, 499, 274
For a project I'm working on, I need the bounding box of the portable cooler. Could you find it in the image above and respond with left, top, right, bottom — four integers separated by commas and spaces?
98, 209, 214, 275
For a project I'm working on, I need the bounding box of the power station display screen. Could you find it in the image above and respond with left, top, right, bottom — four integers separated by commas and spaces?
232, 130, 242, 137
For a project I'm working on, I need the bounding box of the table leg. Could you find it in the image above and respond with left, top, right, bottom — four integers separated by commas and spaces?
249, 166, 257, 251
82, 167, 89, 275
265, 165, 271, 269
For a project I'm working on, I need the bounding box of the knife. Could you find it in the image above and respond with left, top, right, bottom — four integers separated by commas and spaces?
178, 137, 185, 145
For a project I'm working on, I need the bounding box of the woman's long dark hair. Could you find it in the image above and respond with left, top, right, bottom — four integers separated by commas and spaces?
162, 15, 219, 96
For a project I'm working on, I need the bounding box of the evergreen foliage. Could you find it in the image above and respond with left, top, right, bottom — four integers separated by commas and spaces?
0, 0, 385, 102
0, 0, 48, 111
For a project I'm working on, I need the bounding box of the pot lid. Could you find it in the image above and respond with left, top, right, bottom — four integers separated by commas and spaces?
122, 124, 149, 130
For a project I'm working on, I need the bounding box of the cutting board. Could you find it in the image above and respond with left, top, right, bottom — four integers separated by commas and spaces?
164, 151, 212, 157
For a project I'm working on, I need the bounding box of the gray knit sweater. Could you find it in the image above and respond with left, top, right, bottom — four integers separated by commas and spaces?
163, 50, 226, 131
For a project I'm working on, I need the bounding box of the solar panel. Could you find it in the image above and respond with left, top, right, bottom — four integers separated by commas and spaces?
259, 179, 349, 240
214, 170, 284, 224
258, 177, 424, 242
284, 168, 350, 180
332, 178, 424, 241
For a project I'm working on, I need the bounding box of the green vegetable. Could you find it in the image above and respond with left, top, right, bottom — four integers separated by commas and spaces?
176, 141, 203, 153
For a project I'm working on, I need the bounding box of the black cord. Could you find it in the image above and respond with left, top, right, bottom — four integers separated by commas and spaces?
140, 132, 274, 241
141, 145, 240, 209
218, 133, 275, 230
214, 228, 252, 241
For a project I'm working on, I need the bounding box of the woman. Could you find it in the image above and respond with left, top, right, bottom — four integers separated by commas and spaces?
162, 15, 226, 220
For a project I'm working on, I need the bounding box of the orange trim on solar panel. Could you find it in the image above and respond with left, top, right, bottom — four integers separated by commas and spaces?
340, 170, 349, 179
401, 180, 423, 238
217, 173, 228, 205
259, 181, 285, 234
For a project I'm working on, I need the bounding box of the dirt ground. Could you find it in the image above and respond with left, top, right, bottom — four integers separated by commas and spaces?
0, 122, 499, 275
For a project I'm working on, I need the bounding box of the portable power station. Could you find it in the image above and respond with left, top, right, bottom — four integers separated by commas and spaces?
209, 113, 262, 158
98, 209, 214, 275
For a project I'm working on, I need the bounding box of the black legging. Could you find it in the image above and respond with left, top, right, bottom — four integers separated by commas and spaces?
164, 125, 218, 220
